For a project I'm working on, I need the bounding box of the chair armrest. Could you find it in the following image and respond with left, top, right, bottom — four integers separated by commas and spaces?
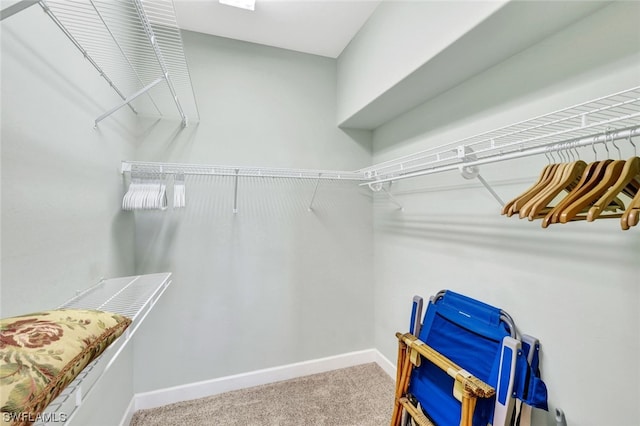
398, 397, 436, 426
396, 332, 496, 399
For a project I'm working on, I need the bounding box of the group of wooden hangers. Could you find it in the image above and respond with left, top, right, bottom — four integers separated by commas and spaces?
501, 136, 640, 230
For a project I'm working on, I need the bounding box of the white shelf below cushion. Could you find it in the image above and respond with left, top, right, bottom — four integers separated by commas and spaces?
35, 272, 172, 426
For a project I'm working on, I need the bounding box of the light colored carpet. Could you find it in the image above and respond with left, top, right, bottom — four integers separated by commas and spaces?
130, 363, 395, 426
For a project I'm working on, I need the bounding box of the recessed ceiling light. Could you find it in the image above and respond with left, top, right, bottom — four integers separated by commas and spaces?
219, 0, 255, 11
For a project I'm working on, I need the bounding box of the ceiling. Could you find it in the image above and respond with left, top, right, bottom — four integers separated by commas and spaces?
172, 0, 381, 58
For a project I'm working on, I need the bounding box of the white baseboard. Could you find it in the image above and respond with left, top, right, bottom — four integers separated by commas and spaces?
118, 397, 136, 426
372, 348, 396, 378
123, 348, 395, 422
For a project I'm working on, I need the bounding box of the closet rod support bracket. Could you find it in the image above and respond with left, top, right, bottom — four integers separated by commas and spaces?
369, 181, 404, 211
382, 186, 404, 211
233, 169, 239, 214
94, 77, 164, 128
477, 174, 504, 207
459, 163, 504, 207
308, 174, 322, 212
381, 183, 404, 211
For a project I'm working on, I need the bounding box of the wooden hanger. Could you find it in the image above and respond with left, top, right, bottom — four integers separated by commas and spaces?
522, 160, 587, 220
514, 163, 566, 218
620, 137, 640, 198
501, 163, 557, 216
540, 160, 626, 227
588, 156, 640, 222
620, 176, 640, 198
540, 161, 601, 228
558, 159, 627, 223
620, 138, 640, 230
517, 163, 569, 219
508, 164, 563, 217
621, 190, 640, 230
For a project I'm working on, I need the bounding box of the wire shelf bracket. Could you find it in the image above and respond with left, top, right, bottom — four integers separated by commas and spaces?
308, 174, 322, 211
94, 77, 164, 128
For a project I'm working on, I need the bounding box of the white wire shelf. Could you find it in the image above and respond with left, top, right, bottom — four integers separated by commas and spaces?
2, 0, 200, 127
121, 86, 640, 189
360, 86, 640, 184
121, 160, 370, 181
36, 273, 172, 426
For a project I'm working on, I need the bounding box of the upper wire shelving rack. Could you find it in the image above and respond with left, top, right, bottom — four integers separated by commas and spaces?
1, 0, 200, 127
121, 87, 640, 189
121, 161, 369, 181
359, 86, 640, 186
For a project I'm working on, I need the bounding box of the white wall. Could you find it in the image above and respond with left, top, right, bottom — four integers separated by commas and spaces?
0, 5, 136, 320
0, 4, 138, 425
336, 0, 506, 125
336, 0, 609, 129
131, 31, 374, 392
371, 2, 640, 425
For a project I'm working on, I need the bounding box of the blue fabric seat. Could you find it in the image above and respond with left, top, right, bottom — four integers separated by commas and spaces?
391, 290, 548, 426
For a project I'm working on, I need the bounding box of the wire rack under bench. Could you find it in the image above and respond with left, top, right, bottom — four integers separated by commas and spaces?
35, 272, 172, 426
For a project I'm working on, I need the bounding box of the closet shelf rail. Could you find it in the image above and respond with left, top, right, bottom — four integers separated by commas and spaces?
35, 273, 172, 426
359, 86, 640, 185
121, 87, 640, 190
1, 0, 199, 127
121, 161, 370, 181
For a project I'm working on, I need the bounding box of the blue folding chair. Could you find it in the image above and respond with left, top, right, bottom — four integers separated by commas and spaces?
391, 290, 548, 426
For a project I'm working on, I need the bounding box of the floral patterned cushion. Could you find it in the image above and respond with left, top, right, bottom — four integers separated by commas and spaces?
0, 309, 131, 425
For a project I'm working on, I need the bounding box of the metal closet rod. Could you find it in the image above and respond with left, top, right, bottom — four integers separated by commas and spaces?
361, 126, 640, 186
